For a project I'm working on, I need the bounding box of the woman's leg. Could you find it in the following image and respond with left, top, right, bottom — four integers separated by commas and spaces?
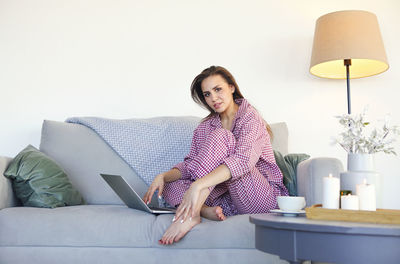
186, 128, 236, 182
160, 128, 236, 244
162, 176, 226, 220
200, 205, 226, 221
226, 169, 281, 214
163, 179, 192, 208
163, 128, 236, 210
160, 187, 211, 244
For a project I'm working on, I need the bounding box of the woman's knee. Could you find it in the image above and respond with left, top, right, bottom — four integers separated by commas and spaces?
227, 176, 278, 214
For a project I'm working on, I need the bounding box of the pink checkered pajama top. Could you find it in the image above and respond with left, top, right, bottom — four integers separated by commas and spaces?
163, 98, 288, 216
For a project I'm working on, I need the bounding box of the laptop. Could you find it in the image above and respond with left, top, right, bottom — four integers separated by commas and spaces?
100, 174, 176, 214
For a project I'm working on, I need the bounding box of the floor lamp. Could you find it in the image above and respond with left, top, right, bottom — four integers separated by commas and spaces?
310, 10, 389, 114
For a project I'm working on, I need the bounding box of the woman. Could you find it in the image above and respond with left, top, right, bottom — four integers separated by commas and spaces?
143, 66, 288, 245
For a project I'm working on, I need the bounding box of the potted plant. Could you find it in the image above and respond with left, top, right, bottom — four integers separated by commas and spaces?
335, 109, 400, 200
336, 110, 399, 153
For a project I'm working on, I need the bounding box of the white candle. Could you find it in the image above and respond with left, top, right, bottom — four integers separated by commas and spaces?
356, 178, 376, 211
341, 194, 359, 210
322, 174, 340, 209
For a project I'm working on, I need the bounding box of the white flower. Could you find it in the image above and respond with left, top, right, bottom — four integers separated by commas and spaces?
335, 110, 400, 155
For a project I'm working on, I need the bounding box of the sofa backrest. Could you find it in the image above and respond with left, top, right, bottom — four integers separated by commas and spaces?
270, 122, 288, 155
0, 157, 20, 209
40, 118, 288, 205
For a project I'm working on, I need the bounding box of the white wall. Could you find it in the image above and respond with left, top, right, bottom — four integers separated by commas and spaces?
1, 0, 399, 208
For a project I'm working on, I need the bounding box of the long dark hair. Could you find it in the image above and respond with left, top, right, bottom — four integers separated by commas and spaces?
190, 65, 273, 138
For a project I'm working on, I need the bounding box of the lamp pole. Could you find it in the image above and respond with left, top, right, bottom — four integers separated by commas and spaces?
344, 59, 352, 115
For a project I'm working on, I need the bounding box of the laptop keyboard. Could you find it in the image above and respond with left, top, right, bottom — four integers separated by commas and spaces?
149, 206, 175, 211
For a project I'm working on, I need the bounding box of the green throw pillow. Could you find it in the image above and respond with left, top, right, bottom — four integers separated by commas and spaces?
273, 150, 310, 196
4, 145, 84, 208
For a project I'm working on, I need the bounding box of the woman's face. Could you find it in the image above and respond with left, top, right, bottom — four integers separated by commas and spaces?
201, 74, 235, 115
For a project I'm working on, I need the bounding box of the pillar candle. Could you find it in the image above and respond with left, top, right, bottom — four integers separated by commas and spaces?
356, 178, 376, 211
322, 174, 340, 209
341, 194, 359, 210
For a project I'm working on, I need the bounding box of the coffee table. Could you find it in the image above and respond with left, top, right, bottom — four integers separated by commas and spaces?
250, 213, 400, 264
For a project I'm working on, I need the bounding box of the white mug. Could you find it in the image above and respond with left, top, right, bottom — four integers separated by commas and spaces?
277, 196, 306, 212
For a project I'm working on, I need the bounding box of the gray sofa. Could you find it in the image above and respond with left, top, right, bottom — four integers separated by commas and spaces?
0, 118, 343, 264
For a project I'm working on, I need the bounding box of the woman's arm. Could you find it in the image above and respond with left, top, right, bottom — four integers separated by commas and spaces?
222, 112, 267, 180
174, 165, 231, 221
143, 168, 182, 204
144, 125, 202, 204
192, 164, 231, 190
162, 168, 183, 183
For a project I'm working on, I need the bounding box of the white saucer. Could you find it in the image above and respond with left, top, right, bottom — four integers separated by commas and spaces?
270, 209, 305, 217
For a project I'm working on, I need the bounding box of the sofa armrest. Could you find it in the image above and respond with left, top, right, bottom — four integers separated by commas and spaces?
0, 156, 19, 209
297, 157, 344, 207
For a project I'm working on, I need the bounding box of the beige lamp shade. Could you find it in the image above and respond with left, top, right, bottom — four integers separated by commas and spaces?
310, 10, 389, 79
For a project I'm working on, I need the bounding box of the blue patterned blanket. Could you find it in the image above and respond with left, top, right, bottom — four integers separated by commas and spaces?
66, 116, 200, 185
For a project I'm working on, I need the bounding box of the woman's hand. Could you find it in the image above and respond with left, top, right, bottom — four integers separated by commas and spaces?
174, 183, 202, 223
143, 173, 165, 205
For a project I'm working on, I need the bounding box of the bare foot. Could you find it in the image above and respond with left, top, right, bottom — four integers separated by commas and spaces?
159, 215, 201, 245
200, 205, 226, 221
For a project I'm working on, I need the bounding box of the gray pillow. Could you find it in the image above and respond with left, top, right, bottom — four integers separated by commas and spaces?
4, 145, 84, 208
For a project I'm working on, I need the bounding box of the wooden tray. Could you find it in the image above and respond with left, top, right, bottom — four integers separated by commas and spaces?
305, 204, 400, 225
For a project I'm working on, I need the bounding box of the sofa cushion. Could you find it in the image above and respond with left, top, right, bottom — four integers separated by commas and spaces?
153, 214, 256, 249
3, 145, 84, 208
0, 205, 256, 249
0, 247, 282, 264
